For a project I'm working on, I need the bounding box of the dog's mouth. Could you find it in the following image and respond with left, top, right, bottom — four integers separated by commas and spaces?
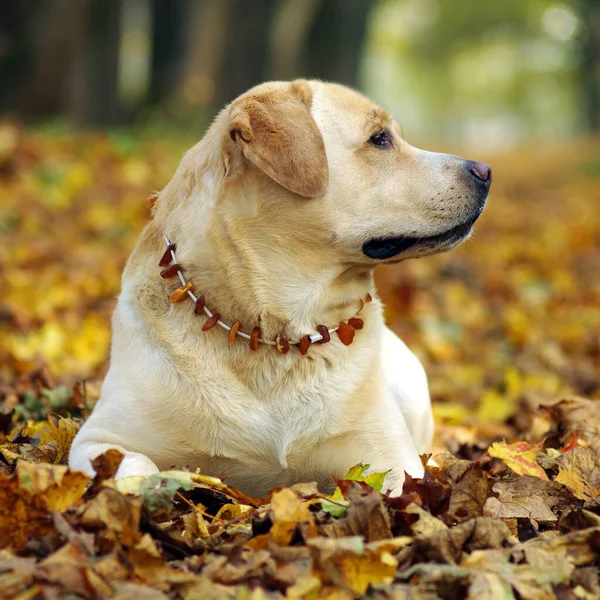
362, 218, 477, 260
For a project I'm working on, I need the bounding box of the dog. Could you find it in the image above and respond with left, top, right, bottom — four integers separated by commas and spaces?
69, 80, 491, 497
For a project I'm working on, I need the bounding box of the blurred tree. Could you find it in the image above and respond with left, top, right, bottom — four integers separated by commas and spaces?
210, 0, 278, 108
148, 0, 188, 107
74, 0, 121, 125
0, 0, 35, 113
268, 0, 322, 80
578, 0, 600, 131
11, 0, 91, 120
304, 0, 371, 87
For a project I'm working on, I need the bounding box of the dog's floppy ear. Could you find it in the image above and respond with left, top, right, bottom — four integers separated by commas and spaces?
229, 81, 328, 198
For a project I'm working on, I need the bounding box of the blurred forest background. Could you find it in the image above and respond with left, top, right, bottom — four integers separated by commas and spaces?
0, 0, 599, 447
1, 0, 599, 148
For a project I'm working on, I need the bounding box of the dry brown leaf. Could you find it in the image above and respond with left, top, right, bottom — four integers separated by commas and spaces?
80, 487, 143, 548
544, 397, 600, 444
484, 476, 575, 522
443, 460, 490, 524
414, 517, 513, 564
319, 481, 392, 542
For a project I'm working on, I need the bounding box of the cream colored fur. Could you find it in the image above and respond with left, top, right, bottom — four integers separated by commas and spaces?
69, 80, 488, 497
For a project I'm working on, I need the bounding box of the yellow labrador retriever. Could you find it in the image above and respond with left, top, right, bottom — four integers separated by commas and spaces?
69, 80, 491, 497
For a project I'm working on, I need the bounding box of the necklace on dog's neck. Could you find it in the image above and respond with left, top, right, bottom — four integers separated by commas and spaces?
159, 235, 371, 355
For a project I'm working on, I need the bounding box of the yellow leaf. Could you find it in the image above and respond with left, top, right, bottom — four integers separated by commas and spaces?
16, 461, 89, 511
308, 537, 397, 595
270, 488, 316, 546
330, 463, 389, 501
477, 390, 517, 424
213, 503, 253, 521
555, 469, 600, 501
488, 440, 548, 480
38, 417, 80, 463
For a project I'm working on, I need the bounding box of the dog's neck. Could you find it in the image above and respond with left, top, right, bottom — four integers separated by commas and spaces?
157, 169, 376, 349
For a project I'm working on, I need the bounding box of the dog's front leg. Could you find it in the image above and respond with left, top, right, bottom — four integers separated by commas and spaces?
355, 394, 425, 496
312, 391, 425, 497
381, 326, 434, 454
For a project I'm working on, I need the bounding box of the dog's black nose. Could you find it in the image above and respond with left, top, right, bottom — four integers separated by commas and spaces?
468, 161, 492, 186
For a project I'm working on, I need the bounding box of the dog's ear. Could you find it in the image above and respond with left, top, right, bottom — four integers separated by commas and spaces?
229, 81, 329, 198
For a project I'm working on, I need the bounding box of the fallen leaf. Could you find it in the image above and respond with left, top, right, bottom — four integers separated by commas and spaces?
319, 481, 392, 542
488, 440, 548, 480
308, 536, 397, 595
270, 488, 317, 546
484, 476, 575, 522
329, 463, 388, 501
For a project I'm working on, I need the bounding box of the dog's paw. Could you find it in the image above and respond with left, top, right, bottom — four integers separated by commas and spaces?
380, 469, 404, 497
115, 452, 160, 478
378, 462, 425, 498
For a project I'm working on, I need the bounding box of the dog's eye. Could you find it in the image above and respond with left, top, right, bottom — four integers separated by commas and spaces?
368, 130, 392, 149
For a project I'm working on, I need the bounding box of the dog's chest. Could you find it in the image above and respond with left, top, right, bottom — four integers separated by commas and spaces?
171, 350, 369, 468
189, 377, 343, 467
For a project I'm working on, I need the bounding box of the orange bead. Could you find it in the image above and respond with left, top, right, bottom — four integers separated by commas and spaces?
298, 336, 311, 356
348, 317, 364, 330
365, 292, 373, 303
148, 193, 159, 209
160, 263, 182, 279
159, 244, 176, 267
194, 295, 206, 314
275, 332, 290, 355
228, 320, 241, 344
202, 313, 220, 331
315, 325, 330, 344
337, 322, 355, 346
250, 327, 261, 351
170, 282, 195, 303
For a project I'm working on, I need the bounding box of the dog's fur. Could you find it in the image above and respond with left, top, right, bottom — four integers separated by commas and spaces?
69, 80, 489, 497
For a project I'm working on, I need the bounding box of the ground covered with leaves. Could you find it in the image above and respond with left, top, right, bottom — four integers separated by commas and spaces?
0, 123, 599, 599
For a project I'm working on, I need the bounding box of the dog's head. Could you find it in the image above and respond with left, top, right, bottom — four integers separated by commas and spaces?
167, 80, 489, 270
223, 80, 490, 265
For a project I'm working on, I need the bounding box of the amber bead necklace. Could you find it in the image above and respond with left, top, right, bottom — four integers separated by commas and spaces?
160, 235, 371, 355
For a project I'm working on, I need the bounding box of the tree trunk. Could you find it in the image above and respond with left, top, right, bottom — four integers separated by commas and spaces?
179, 0, 232, 107
148, 0, 189, 107
578, 0, 600, 132
17, 0, 91, 119
212, 0, 278, 109
267, 0, 322, 81
304, 0, 371, 87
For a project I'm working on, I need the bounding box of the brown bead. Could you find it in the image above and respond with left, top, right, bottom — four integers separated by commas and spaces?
194, 295, 206, 314
348, 317, 364, 330
365, 292, 373, 303
170, 282, 195, 303
315, 325, 330, 344
275, 332, 290, 355
337, 322, 355, 346
159, 244, 176, 267
160, 263, 182, 279
298, 336, 311, 356
250, 327, 261, 351
228, 320, 241, 344
202, 313, 220, 331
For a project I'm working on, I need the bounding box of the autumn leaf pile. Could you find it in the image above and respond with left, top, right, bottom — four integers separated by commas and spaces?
1, 122, 600, 599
